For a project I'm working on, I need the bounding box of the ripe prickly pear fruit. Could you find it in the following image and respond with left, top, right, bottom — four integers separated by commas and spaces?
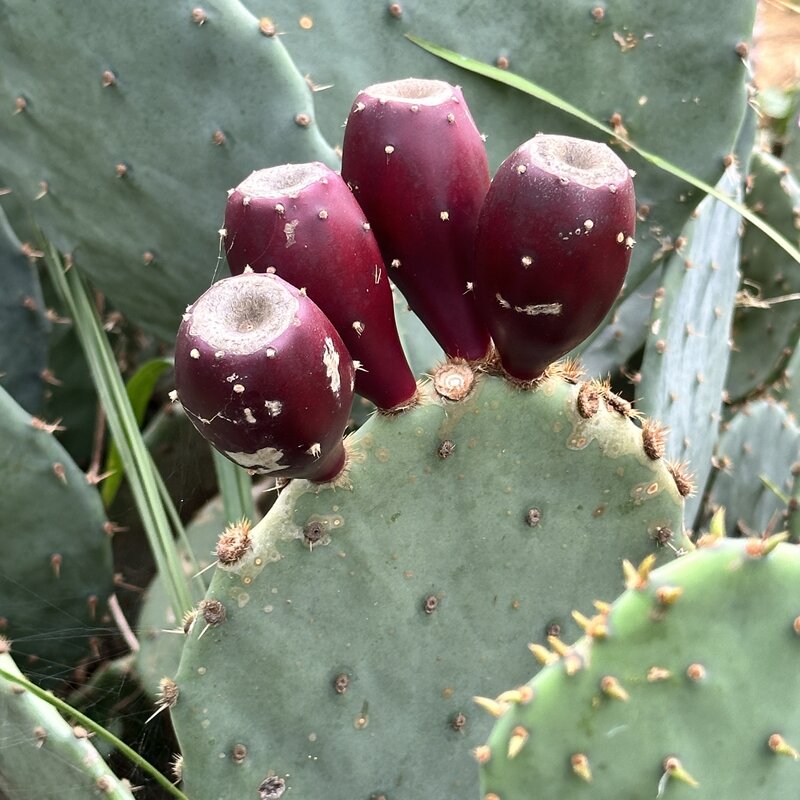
224, 163, 418, 411
174, 272, 354, 483
341, 78, 492, 361
474, 134, 636, 381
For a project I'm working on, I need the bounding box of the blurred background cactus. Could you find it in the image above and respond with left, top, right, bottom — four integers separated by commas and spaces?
1, 0, 799, 798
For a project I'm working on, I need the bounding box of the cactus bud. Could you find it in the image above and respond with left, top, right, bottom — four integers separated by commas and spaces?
175, 272, 354, 482
224, 162, 417, 410
341, 78, 492, 361
474, 134, 635, 380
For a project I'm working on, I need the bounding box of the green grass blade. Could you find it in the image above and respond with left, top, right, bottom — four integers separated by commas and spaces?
41, 244, 192, 619
102, 357, 172, 506
406, 34, 800, 267
0, 663, 188, 800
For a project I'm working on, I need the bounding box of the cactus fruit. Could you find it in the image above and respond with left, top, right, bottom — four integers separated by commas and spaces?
479, 536, 800, 799
171, 368, 686, 800
341, 78, 492, 360
474, 134, 635, 381
174, 272, 355, 483
223, 162, 417, 410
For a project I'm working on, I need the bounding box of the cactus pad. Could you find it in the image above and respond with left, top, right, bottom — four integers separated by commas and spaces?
480, 536, 800, 799
0, 385, 115, 686
172, 368, 685, 799
0, 0, 337, 340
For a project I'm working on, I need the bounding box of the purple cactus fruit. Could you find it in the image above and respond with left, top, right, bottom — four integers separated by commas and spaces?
474, 134, 636, 381
174, 272, 355, 483
341, 78, 492, 361
224, 163, 417, 411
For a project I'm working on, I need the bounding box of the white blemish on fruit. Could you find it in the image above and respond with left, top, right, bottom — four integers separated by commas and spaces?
352, 321, 365, 336
233, 384, 245, 393
322, 337, 341, 395
266, 347, 276, 358
516, 164, 527, 174
284, 220, 299, 247
584, 219, 594, 230
168, 390, 179, 403
521, 255, 533, 268
306, 443, 322, 457
440, 211, 450, 221
226, 447, 288, 473
391, 258, 401, 268
226, 374, 239, 382
496, 293, 511, 309
318, 209, 328, 220
616, 232, 625, 243
242, 195, 251, 207
625, 236, 636, 249
275, 203, 285, 214
190, 348, 200, 359
264, 400, 282, 416
384, 145, 395, 155
215, 351, 225, 359
514, 302, 562, 316
243, 407, 256, 423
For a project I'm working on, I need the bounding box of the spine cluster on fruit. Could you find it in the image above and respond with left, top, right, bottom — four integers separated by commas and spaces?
174, 78, 636, 482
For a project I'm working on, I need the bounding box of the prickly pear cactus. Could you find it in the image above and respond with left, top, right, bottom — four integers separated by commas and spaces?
0, 385, 115, 686
479, 535, 800, 799
0, 0, 337, 340
171, 366, 686, 799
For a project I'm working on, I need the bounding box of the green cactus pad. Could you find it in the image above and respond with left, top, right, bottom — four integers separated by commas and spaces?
244, 0, 754, 295
0, 0, 337, 340
480, 536, 800, 799
0, 385, 115, 686
637, 166, 743, 523
172, 369, 685, 799
727, 151, 800, 402
0, 646, 135, 800
0, 208, 49, 415
706, 399, 800, 538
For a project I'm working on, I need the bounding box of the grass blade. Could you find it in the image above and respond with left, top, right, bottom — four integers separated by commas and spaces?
41, 244, 192, 620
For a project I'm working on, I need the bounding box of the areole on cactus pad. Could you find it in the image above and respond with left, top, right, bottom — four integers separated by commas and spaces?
174, 271, 355, 483
223, 161, 418, 411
